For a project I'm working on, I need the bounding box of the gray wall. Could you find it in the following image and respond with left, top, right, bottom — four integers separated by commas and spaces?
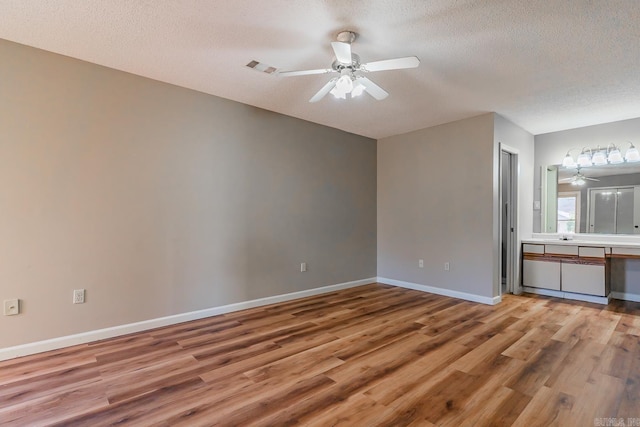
377, 113, 534, 300
534, 117, 640, 295
377, 114, 497, 299
0, 39, 377, 348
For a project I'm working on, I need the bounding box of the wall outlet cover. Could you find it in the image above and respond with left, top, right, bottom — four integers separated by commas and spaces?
73, 289, 86, 304
3, 299, 19, 316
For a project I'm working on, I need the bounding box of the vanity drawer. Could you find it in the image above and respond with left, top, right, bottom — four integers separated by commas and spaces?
611, 247, 640, 257
578, 247, 605, 258
545, 244, 578, 256
523, 244, 544, 254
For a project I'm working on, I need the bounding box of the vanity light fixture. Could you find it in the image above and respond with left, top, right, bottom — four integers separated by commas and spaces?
562, 142, 640, 167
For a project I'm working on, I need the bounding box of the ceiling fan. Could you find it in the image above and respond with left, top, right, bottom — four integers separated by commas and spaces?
559, 166, 600, 186
277, 31, 420, 103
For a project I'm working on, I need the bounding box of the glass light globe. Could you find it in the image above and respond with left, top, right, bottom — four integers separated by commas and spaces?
335, 75, 353, 94
577, 151, 592, 167
562, 153, 576, 168
608, 148, 624, 164
625, 144, 640, 162
591, 150, 607, 166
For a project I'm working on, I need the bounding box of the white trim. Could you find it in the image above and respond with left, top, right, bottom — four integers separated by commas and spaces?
610, 291, 640, 303
522, 286, 610, 305
377, 277, 501, 305
0, 277, 376, 362
499, 144, 520, 297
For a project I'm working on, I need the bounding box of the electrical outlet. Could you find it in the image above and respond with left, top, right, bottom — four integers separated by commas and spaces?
300, 262, 307, 272
73, 289, 85, 304
3, 299, 19, 316
418, 259, 424, 268
444, 262, 450, 271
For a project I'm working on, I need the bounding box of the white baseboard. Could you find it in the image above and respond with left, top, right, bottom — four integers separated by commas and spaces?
522, 286, 610, 305
610, 291, 640, 303
377, 277, 501, 305
0, 277, 376, 362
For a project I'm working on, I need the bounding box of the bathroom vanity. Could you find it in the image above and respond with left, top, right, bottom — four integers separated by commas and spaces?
521, 234, 640, 304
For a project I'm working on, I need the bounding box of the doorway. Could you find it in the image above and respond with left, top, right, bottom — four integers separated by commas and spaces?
500, 146, 519, 295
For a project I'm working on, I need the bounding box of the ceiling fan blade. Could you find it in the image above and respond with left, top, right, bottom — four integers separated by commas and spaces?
584, 177, 600, 181
362, 56, 420, 72
559, 178, 574, 183
278, 68, 334, 77
358, 77, 389, 100
331, 42, 352, 64
309, 78, 338, 103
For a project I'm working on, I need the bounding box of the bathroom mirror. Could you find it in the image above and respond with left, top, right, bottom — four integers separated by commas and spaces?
543, 163, 640, 234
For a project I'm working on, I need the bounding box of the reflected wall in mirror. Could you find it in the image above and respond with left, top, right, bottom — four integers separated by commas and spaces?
544, 163, 640, 234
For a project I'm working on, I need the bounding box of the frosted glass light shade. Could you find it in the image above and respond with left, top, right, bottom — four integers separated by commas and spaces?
625, 145, 640, 162
591, 150, 607, 166
335, 75, 353, 93
351, 82, 365, 97
330, 86, 347, 99
562, 153, 576, 168
577, 151, 592, 167
608, 148, 624, 164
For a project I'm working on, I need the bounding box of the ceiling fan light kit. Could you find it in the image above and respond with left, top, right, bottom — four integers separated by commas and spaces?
558, 165, 601, 186
272, 30, 420, 103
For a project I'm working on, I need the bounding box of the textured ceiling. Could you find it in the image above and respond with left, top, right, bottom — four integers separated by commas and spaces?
1, 0, 639, 139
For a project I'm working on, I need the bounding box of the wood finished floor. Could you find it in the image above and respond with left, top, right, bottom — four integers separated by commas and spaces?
1, 284, 639, 426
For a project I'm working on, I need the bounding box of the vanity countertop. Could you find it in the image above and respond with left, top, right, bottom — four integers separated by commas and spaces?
522, 237, 640, 248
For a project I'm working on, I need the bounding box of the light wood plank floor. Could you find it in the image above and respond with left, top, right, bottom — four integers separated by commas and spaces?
1, 283, 639, 426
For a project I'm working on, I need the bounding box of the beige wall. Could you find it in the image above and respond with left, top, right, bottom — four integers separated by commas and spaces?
377, 114, 497, 299
0, 39, 377, 348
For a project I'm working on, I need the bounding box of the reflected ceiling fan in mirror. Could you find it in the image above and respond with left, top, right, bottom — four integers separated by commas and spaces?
559, 166, 600, 186
276, 31, 420, 102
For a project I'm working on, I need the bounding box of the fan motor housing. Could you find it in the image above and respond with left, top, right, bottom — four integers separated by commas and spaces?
332, 53, 360, 72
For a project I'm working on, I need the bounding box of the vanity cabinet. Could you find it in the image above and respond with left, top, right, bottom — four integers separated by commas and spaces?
522, 259, 560, 290
561, 263, 606, 295
561, 247, 607, 296
522, 243, 609, 301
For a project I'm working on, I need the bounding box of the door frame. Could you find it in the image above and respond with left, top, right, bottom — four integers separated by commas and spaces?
499, 144, 520, 295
